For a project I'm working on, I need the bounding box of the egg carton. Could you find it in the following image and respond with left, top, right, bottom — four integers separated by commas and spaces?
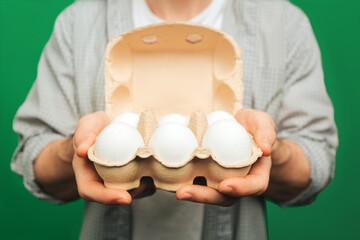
88, 22, 262, 191
88, 110, 261, 190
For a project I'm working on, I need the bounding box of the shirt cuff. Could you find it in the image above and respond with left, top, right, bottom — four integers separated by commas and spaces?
11, 132, 69, 204
273, 132, 335, 208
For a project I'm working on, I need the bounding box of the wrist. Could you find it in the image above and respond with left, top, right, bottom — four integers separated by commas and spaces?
266, 139, 311, 202
57, 137, 75, 164
34, 138, 78, 200
34, 138, 75, 185
271, 139, 291, 167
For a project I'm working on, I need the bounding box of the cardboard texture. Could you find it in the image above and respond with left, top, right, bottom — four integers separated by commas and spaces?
88, 22, 262, 191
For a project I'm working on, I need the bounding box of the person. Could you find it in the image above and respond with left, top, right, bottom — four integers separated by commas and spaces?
11, 0, 338, 239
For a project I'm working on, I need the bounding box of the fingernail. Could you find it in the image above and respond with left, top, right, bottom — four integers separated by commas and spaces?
221, 185, 234, 194
180, 193, 192, 200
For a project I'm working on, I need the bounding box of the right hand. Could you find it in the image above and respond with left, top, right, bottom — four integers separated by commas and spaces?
72, 111, 156, 204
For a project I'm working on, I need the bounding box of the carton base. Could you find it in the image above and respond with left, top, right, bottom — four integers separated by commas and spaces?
95, 158, 251, 191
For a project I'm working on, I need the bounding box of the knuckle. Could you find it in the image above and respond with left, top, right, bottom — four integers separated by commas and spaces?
232, 187, 248, 197
193, 193, 211, 203
77, 113, 98, 127
77, 185, 91, 201
198, 196, 209, 203
258, 181, 269, 195
78, 115, 89, 126
78, 190, 90, 201
260, 112, 275, 126
230, 185, 242, 195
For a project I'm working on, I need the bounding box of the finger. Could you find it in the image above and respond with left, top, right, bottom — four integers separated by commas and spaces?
75, 133, 98, 158
129, 177, 156, 199
176, 185, 237, 207
74, 112, 111, 158
253, 126, 276, 156
235, 110, 276, 156
219, 157, 271, 197
73, 155, 132, 204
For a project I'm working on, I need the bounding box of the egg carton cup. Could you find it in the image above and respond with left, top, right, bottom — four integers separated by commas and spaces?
88, 22, 262, 191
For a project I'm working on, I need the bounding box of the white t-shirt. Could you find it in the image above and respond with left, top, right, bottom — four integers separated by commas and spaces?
132, 0, 227, 29
131, 1, 228, 239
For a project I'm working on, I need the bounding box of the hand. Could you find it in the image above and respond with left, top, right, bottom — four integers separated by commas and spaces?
176, 109, 276, 206
72, 111, 156, 205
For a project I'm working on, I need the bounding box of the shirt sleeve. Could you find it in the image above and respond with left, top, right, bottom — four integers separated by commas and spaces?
11, 6, 79, 204
274, 6, 338, 207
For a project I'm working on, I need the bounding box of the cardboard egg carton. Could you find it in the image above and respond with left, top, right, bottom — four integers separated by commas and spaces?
88, 110, 261, 190
88, 22, 262, 191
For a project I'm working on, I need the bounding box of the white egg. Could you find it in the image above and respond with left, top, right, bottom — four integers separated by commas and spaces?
202, 119, 252, 166
95, 123, 144, 165
112, 112, 140, 128
149, 123, 198, 167
158, 113, 189, 126
207, 111, 236, 126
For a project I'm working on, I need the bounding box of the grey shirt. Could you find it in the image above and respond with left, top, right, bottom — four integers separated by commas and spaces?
11, 0, 338, 239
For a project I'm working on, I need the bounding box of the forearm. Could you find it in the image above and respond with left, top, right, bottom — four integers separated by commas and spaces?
265, 139, 311, 202
34, 137, 78, 201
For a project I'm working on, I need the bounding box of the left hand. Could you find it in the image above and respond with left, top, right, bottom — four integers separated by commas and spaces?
176, 109, 276, 206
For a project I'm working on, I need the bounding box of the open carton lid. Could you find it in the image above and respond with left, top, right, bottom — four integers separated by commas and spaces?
104, 22, 244, 119
88, 22, 262, 191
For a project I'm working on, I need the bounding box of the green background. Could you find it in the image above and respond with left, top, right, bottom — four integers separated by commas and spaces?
0, 0, 359, 239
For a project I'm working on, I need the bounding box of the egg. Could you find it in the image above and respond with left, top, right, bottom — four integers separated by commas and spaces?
94, 123, 144, 165
202, 119, 252, 166
158, 113, 189, 126
207, 111, 236, 126
112, 112, 140, 128
149, 123, 198, 167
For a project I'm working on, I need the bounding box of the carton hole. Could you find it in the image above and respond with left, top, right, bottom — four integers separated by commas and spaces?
193, 176, 207, 186
186, 34, 202, 43
132, 176, 156, 195
140, 176, 155, 185
142, 35, 158, 44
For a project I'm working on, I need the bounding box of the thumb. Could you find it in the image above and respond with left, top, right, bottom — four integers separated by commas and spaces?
73, 112, 111, 158
75, 132, 97, 158
253, 129, 276, 156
